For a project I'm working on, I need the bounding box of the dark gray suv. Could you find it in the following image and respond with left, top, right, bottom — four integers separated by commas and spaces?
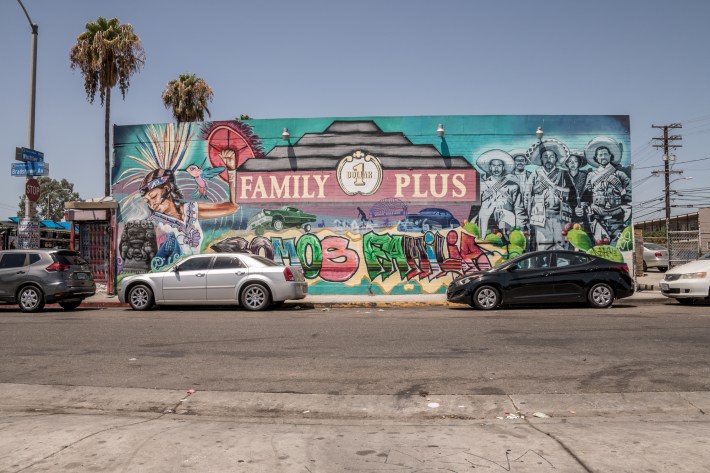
0, 249, 96, 312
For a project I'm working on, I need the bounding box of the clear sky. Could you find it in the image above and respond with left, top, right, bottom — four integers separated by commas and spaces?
2, 0, 709, 222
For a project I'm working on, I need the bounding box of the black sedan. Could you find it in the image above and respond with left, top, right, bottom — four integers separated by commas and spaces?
447, 250, 634, 310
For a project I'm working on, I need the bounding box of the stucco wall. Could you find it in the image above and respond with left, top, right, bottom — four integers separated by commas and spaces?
113, 115, 633, 295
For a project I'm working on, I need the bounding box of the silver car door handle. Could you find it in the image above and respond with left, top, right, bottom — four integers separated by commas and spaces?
16, 271, 25, 274
543, 272, 551, 277
235, 271, 246, 275
195, 273, 205, 277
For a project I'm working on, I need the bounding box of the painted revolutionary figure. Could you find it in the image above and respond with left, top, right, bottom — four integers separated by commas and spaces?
525, 139, 577, 250
565, 150, 590, 232
509, 148, 532, 195
475, 150, 527, 239
578, 136, 631, 245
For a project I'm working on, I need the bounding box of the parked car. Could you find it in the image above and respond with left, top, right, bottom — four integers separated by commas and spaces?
248, 206, 317, 235
447, 250, 634, 310
118, 253, 308, 311
660, 251, 710, 305
642, 243, 668, 272
0, 249, 96, 312
397, 208, 460, 232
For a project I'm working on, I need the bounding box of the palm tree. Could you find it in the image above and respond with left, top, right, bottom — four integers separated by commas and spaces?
70, 17, 145, 196
162, 73, 214, 123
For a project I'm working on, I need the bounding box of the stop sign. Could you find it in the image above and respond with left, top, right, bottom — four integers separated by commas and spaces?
25, 178, 41, 202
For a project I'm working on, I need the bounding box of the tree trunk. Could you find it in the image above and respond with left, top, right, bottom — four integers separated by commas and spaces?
104, 88, 111, 196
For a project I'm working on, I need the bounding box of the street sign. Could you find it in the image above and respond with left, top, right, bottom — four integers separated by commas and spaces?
25, 178, 40, 202
15, 147, 44, 163
11, 161, 47, 176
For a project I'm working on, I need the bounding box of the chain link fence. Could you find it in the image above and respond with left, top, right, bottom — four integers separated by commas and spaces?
644, 230, 706, 268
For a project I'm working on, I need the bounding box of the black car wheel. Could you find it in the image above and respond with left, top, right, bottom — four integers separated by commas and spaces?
472, 285, 500, 310
241, 283, 270, 311
128, 284, 154, 311
588, 283, 614, 308
18, 286, 45, 313
272, 218, 284, 231
303, 223, 311, 232
642, 261, 648, 272
59, 300, 82, 310
658, 266, 668, 272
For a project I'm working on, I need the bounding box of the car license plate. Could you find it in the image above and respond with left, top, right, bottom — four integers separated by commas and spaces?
660, 283, 669, 291
75, 272, 87, 280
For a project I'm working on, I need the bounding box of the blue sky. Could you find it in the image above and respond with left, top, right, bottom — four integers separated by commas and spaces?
2, 0, 709, 221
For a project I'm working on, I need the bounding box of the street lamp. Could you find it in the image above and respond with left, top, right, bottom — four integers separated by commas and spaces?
17, 0, 38, 219
536, 127, 544, 141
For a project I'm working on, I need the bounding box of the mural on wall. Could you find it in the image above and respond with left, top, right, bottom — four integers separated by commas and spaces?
113, 115, 632, 295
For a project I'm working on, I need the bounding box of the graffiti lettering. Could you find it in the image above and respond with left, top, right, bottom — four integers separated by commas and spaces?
215, 230, 489, 286
363, 230, 489, 282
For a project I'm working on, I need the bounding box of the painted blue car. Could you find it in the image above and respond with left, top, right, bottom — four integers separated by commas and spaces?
397, 208, 460, 233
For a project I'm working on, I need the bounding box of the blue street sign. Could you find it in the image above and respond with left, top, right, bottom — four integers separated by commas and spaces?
15, 147, 44, 163
11, 162, 45, 176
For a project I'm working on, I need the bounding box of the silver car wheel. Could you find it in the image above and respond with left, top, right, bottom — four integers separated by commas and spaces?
589, 283, 614, 308
241, 284, 270, 311
473, 285, 499, 310
129, 285, 153, 311
19, 286, 44, 313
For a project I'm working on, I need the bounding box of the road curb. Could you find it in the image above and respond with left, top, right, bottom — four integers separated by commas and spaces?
75, 298, 671, 309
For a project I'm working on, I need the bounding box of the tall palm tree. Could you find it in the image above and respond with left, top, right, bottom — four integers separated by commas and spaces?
162, 73, 214, 123
70, 17, 145, 196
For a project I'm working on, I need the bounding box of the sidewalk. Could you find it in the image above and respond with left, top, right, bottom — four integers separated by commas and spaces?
1, 383, 709, 472
78, 275, 669, 309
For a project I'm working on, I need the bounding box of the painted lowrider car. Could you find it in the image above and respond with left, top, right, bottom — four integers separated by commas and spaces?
248, 206, 317, 234
397, 208, 460, 232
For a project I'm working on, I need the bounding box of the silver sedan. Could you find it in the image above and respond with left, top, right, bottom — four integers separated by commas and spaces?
117, 253, 308, 311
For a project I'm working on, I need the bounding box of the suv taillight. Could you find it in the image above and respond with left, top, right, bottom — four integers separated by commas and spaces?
46, 263, 70, 272
283, 267, 294, 281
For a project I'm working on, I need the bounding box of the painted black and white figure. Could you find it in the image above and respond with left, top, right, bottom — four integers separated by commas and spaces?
509, 149, 532, 196
475, 150, 527, 239
565, 150, 590, 232
524, 140, 577, 250
579, 136, 631, 245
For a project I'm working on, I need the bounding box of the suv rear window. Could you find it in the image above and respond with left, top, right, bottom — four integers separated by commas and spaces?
53, 251, 88, 266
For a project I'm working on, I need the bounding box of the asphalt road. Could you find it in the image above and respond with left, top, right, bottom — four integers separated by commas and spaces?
1, 302, 708, 396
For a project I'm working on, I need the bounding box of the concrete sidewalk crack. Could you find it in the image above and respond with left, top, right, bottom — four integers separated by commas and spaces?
680, 394, 707, 415
11, 412, 171, 473
507, 395, 594, 473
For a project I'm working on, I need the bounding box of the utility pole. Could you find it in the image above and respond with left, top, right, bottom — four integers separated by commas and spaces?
17, 0, 38, 220
652, 123, 682, 267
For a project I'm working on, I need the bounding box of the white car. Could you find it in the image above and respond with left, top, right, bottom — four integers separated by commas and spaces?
118, 253, 308, 311
660, 251, 710, 305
